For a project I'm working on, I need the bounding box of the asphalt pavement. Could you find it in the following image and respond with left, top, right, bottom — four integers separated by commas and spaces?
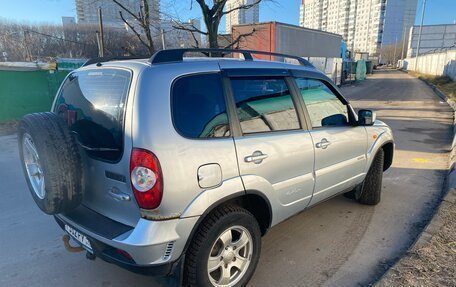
0, 69, 453, 287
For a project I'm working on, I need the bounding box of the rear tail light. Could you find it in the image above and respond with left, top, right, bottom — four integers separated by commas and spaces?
130, 148, 163, 209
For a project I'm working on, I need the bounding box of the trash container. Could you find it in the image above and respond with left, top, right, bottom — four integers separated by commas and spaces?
355, 59, 366, 81
365, 60, 374, 74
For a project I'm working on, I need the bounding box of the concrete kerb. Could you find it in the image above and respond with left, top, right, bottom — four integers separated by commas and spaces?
375, 71, 456, 286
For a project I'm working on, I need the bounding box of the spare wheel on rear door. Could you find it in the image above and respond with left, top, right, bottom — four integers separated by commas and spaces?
18, 112, 83, 214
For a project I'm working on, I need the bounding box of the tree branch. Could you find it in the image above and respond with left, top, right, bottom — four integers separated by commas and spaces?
195, 0, 210, 16
189, 31, 200, 48
213, 0, 228, 17
119, 11, 149, 51
172, 21, 208, 35
111, 0, 142, 22
224, 28, 256, 49
223, 0, 261, 15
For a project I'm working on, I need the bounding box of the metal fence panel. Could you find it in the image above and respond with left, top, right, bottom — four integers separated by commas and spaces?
400, 49, 456, 80
0, 70, 69, 122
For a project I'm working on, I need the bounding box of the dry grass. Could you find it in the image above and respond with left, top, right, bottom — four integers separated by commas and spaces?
408, 71, 456, 102
377, 197, 456, 287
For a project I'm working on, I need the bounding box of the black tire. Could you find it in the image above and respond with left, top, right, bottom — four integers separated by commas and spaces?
18, 112, 83, 214
185, 205, 262, 287
352, 149, 385, 205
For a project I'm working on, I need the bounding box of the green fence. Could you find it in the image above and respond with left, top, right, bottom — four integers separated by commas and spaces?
0, 70, 69, 122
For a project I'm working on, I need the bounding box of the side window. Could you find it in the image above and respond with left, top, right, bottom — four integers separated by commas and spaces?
295, 78, 349, 128
230, 77, 301, 134
172, 73, 230, 138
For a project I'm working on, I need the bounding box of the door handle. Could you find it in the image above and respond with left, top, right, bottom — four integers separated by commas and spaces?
108, 187, 131, 201
245, 151, 268, 164
316, 138, 331, 149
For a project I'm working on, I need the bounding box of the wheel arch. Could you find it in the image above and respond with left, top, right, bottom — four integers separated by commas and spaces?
181, 191, 272, 254
381, 141, 394, 171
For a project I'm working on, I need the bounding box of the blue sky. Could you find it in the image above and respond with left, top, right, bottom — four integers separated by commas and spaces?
0, 0, 454, 28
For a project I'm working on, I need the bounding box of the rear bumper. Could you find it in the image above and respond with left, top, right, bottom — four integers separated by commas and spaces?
55, 215, 180, 277
54, 205, 198, 274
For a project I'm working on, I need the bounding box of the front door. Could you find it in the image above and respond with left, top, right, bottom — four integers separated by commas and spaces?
294, 77, 368, 205
228, 75, 315, 225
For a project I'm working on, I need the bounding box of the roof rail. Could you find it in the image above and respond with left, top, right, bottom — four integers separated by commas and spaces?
149, 48, 314, 68
82, 56, 146, 67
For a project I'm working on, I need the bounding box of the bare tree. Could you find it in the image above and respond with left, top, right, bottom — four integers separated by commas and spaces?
173, 0, 262, 49
0, 20, 149, 61
110, 0, 157, 55
379, 42, 404, 65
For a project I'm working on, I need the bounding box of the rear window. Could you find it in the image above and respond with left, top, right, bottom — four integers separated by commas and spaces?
172, 73, 230, 138
54, 69, 131, 161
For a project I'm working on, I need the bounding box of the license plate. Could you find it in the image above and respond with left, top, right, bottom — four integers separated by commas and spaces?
65, 224, 93, 253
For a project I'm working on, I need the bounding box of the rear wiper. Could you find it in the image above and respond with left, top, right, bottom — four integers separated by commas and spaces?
77, 141, 119, 152
71, 132, 120, 152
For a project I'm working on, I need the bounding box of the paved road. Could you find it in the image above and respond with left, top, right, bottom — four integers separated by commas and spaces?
0, 70, 453, 287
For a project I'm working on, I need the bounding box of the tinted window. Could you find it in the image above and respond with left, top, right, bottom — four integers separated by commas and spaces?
172, 73, 230, 138
296, 78, 348, 128
231, 78, 300, 134
54, 69, 131, 161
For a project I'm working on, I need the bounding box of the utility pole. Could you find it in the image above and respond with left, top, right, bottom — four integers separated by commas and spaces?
393, 35, 398, 66
161, 29, 166, 50
401, 27, 407, 60
401, 25, 407, 60
23, 30, 31, 61
414, 0, 426, 70
98, 8, 105, 57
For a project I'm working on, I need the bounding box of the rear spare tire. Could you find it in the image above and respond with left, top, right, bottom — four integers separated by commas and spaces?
18, 112, 83, 214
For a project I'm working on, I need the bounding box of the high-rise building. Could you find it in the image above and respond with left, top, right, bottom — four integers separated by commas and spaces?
382, 0, 418, 46
299, 0, 418, 55
62, 16, 76, 27
75, 0, 160, 29
62, 16, 77, 41
225, 0, 260, 33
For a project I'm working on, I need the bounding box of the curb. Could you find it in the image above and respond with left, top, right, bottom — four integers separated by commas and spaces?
375, 71, 456, 286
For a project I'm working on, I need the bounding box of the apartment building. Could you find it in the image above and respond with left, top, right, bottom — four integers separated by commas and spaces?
75, 0, 160, 29
300, 0, 417, 55
382, 0, 418, 46
225, 0, 260, 33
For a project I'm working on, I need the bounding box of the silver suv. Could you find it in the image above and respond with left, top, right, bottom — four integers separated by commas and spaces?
18, 49, 394, 287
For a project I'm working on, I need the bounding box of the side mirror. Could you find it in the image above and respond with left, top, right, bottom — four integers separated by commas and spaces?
358, 109, 376, 126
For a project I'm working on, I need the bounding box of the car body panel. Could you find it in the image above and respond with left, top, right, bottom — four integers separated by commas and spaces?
55, 213, 198, 264
132, 62, 242, 218
308, 126, 368, 205
51, 65, 144, 227
46, 57, 394, 273
233, 131, 316, 225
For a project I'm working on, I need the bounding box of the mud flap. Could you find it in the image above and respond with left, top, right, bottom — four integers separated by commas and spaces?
156, 254, 185, 287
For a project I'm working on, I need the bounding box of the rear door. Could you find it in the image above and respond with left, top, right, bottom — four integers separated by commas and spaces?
293, 77, 368, 205
226, 71, 315, 225
53, 68, 140, 226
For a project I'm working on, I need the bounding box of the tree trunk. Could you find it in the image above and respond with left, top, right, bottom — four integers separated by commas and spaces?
206, 15, 221, 50
142, 0, 155, 55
